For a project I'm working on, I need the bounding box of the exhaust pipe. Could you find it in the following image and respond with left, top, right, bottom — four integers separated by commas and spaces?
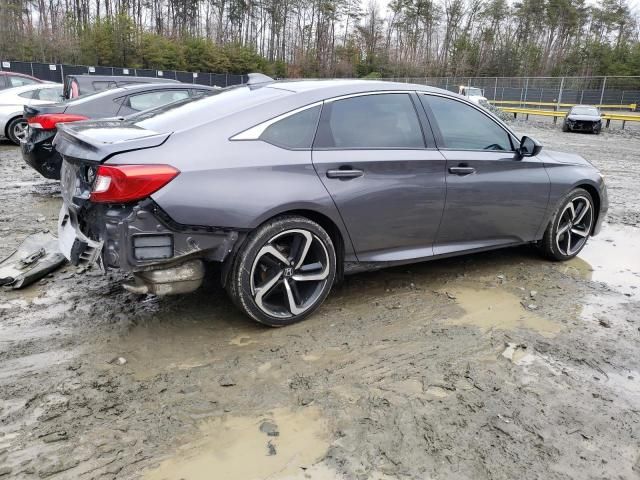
123, 259, 205, 295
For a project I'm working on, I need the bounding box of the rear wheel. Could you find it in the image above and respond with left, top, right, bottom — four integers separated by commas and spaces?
540, 188, 594, 261
227, 215, 336, 326
6, 117, 27, 145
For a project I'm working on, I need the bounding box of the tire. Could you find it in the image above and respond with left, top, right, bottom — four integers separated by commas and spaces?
540, 188, 595, 261
6, 116, 27, 145
562, 123, 569, 132
227, 215, 337, 327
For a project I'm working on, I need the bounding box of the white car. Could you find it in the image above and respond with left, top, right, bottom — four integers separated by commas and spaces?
0, 83, 63, 144
458, 86, 488, 105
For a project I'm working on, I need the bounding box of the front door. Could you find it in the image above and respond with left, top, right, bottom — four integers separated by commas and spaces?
420, 94, 550, 256
312, 92, 447, 262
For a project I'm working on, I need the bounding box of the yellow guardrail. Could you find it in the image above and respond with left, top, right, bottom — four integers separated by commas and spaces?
499, 107, 640, 129
490, 100, 637, 111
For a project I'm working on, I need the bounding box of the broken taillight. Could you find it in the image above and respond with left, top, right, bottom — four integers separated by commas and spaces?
90, 164, 180, 203
27, 114, 89, 130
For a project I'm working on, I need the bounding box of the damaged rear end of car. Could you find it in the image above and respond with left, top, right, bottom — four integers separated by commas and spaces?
54, 121, 241, 296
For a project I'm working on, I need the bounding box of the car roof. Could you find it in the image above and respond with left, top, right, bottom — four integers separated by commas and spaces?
265, 79, 444, 94
68, 74, 180, 83
119, 82, 214, 92
0, 71, 41, 79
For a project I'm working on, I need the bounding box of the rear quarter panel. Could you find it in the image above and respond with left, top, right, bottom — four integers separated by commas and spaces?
107, 127, 357, 260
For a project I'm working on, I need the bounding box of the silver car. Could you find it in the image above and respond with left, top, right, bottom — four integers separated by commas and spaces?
53, 76, 608, 326
0, 83, 63, 144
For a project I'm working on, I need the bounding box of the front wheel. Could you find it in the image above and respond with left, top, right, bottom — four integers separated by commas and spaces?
227, 215, 336, 326
540, 188, 595, 261
6, 117, 28, 145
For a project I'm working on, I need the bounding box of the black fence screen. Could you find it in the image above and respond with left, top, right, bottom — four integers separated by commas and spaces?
1, 60, 247, 88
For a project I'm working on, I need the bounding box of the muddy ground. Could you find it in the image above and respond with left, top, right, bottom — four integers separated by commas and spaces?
1, 123, 639, 480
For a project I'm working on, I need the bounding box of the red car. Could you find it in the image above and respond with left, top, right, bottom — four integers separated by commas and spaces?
0, 72, 45, 90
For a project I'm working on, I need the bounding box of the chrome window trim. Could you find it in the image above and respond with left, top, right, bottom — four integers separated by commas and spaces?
230, 101, 323, 140
323, 90, 414, 103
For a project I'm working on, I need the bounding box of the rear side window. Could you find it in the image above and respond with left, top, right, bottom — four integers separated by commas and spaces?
423, 95, 513, 151
315, 93, 424, 149
9, 75, 38, 87
18, 90, 35, 99
260, 105, 321, 149
127, 90, 190, 112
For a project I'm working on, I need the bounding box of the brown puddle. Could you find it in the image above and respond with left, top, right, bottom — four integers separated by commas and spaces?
446, 286, 561, 337
144, 407, 330, 480
574, 223, 640, 298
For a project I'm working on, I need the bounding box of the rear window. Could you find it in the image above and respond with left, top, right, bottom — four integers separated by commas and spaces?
133, 86, 288, 132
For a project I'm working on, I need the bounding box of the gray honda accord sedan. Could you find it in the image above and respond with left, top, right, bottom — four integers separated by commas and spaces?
53, 76, 608, 326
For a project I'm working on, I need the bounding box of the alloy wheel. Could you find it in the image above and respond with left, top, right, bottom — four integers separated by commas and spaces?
250, 229, 330, 319
555, 195, 593, 256
12, 121, 28, 142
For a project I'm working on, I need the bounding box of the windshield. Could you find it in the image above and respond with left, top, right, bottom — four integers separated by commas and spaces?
571, 106, 599, 116
467, 88, 483, 96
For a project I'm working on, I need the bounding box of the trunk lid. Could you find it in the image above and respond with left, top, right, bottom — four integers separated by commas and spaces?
54, 120, 171, 163
23, 103, 68, 119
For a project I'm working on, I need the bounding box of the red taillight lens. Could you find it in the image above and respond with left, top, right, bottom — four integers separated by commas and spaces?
90, 165, 180, 203
27, 114, 89, 130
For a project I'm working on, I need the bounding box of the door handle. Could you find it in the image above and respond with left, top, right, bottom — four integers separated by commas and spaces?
448, 166, 476, 175
326, 168, 364, 179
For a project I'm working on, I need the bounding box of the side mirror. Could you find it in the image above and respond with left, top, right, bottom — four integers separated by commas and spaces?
516, 136, 542, 159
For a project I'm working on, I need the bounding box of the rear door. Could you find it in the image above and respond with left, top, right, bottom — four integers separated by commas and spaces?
420, 94, 550, 255
312, 92, 446, 262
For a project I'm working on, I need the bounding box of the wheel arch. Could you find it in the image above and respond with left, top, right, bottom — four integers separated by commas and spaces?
4, 113, 23, 138
537, 181, 602, 240
575, 183, 601, 234
221, 208, 347, 287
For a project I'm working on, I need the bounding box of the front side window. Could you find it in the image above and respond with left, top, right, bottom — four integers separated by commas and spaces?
127, 90, 190, 112
424, 95, 513, 151
260, 105, 321, 149
315, 93, 424, 149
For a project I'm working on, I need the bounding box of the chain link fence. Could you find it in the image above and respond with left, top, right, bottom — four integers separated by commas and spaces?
388, 76, 640, 110
3, 62, 638, 111
1, 60, 247, 88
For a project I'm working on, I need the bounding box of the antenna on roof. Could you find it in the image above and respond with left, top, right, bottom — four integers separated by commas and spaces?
246, 73, 275, 89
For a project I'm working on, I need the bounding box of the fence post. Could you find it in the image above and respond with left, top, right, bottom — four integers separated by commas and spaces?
30, 62, 34, 77
445, 77, 449, 92
557, 76, 565, 110
494, 77, 498, 101
599, 76, 607, 105
59, 64, 64, 83
524, 77, 529, 104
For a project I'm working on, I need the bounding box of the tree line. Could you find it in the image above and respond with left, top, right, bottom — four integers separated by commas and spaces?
1, 0, 639, 78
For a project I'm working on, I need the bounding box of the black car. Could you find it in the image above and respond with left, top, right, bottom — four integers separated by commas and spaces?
562, 105, 603, 134
63, 74, 179, 99
22, 83, 218, 179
